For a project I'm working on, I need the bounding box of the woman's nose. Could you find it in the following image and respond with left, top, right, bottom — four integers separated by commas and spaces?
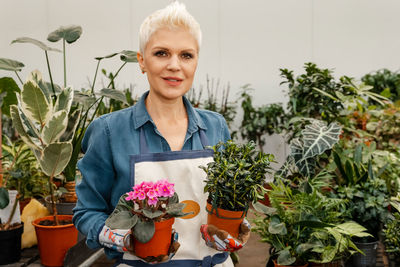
166, 55, 180, 71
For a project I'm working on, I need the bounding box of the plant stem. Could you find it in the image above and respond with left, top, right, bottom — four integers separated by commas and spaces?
14, 71, 23, 85
45, 51, 56, 98
106, 62, 127, 88
4, 192, 19, 230
91, 60, 101, 94
48, 174, 59, 225
63, 39, 66, 88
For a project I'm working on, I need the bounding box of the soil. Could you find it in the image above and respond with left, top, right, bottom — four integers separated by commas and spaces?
38, 219, 73, 226
0, 222, 23, 231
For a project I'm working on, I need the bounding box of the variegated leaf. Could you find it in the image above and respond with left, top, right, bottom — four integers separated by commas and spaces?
59, 109, 81, 142
10, 105, 40, 150
11, 37, 61, 52
301, 120, 341, 159
47, 25, 82, 44
39, 142, 72, 177
291, 139, 317, 177
0, 58, 24, 71
54, 87, 73, 113
21, 81, 51, 127
28, 70, 61, 102
42, 110, 68, 145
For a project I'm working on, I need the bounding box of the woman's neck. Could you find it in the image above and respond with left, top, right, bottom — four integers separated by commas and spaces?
145, 91, 187, 123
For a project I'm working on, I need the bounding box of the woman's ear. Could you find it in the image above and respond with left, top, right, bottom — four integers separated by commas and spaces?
137, 52, 145, 72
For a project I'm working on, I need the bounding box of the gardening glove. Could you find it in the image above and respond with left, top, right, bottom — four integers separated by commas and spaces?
200, 219, 251, 252
99, 225, 131, 253
124, 229, 180, 264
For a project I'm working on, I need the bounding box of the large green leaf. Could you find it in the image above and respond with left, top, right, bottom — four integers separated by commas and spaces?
38, 142, 72, 177
277, 249, 296, 265
120, 50, 138, 63
0, 188, 10, 209
10, 105, 40, 150
21, 81, 51, 126
252, 201, 277, 215
0, 77, 20, 116
98, 88, 127, 104
59, 109, 81, 142
47, 25, 82, 44
42, 110, 68, 145
268, 216, 287, 235
73, 91, 96, 108
133, 219, 155, 243
11, 37, 61, 52
105, 211, 138, 229
54, 87, 73, 112
0, 58, 24, 71
335, 222, 371, 237
300, 120, 341, 159
291, 140, 317, 177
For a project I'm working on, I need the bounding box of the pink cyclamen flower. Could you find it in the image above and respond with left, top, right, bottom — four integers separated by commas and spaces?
141, 181, 154, 193
137, 191, 146, 201
158, 180, 175, 197
147, 189, 157, 198
148, 197, 158, 207
125, 191, 135, 201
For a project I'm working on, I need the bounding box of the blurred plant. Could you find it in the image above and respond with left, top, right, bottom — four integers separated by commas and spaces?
240, 86, 287, 152
2, 137, 49, 201
253, 181, 370, 265
382, 212, 400, 257
362, 68, 400, 104
187, 75, 237, 138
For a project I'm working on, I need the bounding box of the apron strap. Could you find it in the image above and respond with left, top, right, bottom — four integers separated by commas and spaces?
139, 127, 210, 154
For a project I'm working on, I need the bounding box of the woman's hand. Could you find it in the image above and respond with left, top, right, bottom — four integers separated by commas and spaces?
124, 229, 180, 264
200, 219, 251, 252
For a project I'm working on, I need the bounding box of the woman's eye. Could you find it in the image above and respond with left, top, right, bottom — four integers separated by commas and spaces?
154, 50, 168, 57
181, 53, 194, 59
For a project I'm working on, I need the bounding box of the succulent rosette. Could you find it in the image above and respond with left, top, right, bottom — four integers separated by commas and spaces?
105, 179, 189, 243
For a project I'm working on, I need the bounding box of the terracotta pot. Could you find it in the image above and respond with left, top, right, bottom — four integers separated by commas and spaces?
273, 260, 308, 267
0, 223, 23, 265
134, 218, 175, 259
206, 202, 246, 238
32, 215, 78, 266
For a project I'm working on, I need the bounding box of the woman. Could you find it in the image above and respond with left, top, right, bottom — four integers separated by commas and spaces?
73, 2, 249, 266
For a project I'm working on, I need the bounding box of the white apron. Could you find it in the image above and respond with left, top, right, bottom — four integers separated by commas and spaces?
115, 129, 233, 267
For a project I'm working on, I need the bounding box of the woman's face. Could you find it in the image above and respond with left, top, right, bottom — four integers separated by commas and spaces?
138, 27, 199, 101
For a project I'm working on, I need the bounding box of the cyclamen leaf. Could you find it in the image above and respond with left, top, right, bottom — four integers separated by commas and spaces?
133, 219, 155, 243
105, 211, 137, 229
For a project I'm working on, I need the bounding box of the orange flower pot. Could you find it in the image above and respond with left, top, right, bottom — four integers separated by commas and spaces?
206, 202, 246, 238
32, 215, 78, 267
273, 260, 308, 267
134, 218, 175, 259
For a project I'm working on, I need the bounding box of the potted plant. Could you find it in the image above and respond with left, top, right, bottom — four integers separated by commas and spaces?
200, 140, 274, 238
105, 179, 188, 261
382, 211, 400, 267
331, 143, 391, 267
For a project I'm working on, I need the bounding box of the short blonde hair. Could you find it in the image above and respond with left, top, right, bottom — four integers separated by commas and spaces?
139, 1, 202, 54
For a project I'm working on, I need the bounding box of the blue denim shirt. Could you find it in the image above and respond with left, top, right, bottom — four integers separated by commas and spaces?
73, 91, 230, 258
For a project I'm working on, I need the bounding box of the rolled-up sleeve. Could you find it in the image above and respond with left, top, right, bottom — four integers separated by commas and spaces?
73, 117, 115, 249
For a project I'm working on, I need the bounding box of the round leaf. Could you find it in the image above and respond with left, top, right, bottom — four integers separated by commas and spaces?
47, 25, 82, 44
105, 211, 138, 229
133, 219, 155, 243
11, 37, 61, 52
0, 188, 10, 209
98, 88, 127, 104
0, 58, 24, 72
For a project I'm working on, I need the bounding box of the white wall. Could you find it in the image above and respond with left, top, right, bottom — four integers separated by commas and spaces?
2, 0, 400, 163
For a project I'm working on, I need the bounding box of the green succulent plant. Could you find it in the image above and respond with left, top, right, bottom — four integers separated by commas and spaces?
201, 140, 274, 211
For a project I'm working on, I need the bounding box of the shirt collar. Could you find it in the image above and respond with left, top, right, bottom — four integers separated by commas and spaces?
133, 91, 207, 132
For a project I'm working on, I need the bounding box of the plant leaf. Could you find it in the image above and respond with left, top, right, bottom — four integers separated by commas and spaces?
252, 201, 277, 215
21, 81, 51, 126
0, 188, 10, 209
38, 142, 72, 177
11, 37, 61, 52
47, 25, 83, 44
105, 211, 138, 229
10, 105, 40, 150
133, 219, 155, 243
97, 88, 127, 104
268, 216, 287, 235
95, 52, 119, 61
0, 58, 24, 71
120, 50, 138, 63
59, 109, 81, 142
142, 209, 163, 219
42, 110, 68, 145
54, 87, 73, 112
277, 249, 296, 265
27, 70, 62, 102
0, 77, 20, 116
